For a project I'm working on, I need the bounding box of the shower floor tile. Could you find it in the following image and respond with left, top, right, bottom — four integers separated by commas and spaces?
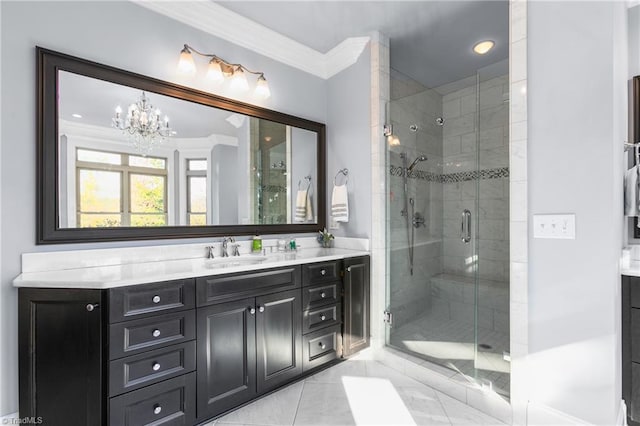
389, 311, 510, 396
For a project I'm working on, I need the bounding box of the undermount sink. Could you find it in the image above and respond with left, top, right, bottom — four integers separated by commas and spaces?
203, 255, 268, 268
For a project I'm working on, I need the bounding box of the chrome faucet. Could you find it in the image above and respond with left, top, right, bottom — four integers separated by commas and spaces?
222, 237, 235, 257
206, 246, 215, 259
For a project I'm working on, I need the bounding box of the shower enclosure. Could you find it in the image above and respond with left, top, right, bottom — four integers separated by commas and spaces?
385, 61, 510, 396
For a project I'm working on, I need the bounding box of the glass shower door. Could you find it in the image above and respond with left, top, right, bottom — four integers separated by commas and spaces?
385, 63, 510, 397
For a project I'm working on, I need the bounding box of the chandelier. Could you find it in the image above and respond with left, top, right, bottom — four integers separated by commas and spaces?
177, 44, 271, 99
112, 91, 171, 155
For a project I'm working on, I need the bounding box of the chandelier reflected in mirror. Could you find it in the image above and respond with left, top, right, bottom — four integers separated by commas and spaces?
112, 91, 172, 155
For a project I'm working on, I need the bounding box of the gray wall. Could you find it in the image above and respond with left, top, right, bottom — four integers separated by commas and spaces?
528, 2, 626, 423
211, 144, 239, 225
326, 44, 372, 238
0, 1, 333, 415
290, 127, 318, 223
628, 4, 640, 243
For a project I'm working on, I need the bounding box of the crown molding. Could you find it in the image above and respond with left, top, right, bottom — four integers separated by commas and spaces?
131, 0, 368, 79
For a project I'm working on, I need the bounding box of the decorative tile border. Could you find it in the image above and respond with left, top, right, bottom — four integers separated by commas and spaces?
389, 165, 509, 183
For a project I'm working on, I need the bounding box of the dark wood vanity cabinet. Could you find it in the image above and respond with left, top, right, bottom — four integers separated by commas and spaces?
343, 256, 371, 357
623, 275, 640, 426
196, 282, 302, 420
18, 256, 370, 426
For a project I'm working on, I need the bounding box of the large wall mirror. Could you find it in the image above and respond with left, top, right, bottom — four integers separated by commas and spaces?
37, 47, 326, 244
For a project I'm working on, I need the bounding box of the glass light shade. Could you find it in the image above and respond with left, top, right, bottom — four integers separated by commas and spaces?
206, 59, 224, 83
230, 68, 249, 92
254, 75, 271, 99
177, 48, 196, 75
473, 40, 495, 55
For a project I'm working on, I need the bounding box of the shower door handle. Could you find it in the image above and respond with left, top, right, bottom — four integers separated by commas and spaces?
461, 210, 471, 243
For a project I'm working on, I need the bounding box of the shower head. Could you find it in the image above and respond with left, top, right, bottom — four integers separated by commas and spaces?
407, 155, 428, 172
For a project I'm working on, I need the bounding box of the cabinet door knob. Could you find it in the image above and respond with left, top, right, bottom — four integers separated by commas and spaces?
319, 342, 326, 350
152, 329, 161, 338
320, 314, 326, 321
85, 303, 99, 312
320, 292, 326, 299
347, 267, 352, 272
152, 362, 161, 371
152, 295, 161, 304
248, 307, 256, 315
258, 306, 265, 313
153, 404, 162, 415
320, 269, 326, 276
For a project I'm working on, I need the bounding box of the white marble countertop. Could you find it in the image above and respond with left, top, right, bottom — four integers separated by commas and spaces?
13, 247, 370, 289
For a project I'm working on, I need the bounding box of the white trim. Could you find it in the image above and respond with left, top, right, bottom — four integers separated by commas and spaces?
527, 402, 596, 426
178, 148, 214, 225
131, 1, 368, 79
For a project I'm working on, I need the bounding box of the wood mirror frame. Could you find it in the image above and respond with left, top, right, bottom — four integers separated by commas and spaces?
37, 47, 326, 244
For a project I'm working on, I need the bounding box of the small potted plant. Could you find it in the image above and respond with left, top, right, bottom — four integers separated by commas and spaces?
317, 228, 335, 248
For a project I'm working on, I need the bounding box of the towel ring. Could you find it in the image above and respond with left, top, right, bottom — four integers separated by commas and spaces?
298, 175, 312, 191
334, 168, 349, 186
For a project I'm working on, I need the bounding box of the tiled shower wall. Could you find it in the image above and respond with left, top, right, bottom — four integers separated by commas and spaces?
387, 69, 443, 328
441, 75, 510, 283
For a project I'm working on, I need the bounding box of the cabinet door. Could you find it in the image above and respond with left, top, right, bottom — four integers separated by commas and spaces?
256, 289, 302, 393
197, 298, 256, 420
19, 288, 105, 426
343, 256, 370, 357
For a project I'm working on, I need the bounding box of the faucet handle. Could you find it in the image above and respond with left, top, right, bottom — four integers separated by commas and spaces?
206, 246, 215, 259
231, 244, 240, 257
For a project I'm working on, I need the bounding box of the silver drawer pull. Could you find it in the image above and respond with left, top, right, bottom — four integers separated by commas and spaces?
153, 404, 162, 415
319, 342, 326, 350
320, 314, 326, 321
86, 303, 99, 312
320, 269, 326, 276
320, 292, 326, 298
152, 329, 161, 338
152, 295, 161, 304
152, 362, 161, 371
248, 307, 256, 315
258, 306, 265, 313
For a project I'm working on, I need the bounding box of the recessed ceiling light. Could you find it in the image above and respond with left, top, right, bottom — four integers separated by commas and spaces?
473, 40, 495, 55
71, 113, 83, 119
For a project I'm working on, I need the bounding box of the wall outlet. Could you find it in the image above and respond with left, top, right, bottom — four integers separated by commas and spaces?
533, 214, 576, 239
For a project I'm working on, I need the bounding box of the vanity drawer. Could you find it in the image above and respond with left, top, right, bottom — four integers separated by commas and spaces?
109, 372, 196, 426
109, 311, 196, 360
302, 261, 341, 285
302, 281, 341, 310
109, 279, 195, 323
109, 341, 196, 397
303, 303, 341, 334
197, 266, 301, 306
303, 325, 342, 372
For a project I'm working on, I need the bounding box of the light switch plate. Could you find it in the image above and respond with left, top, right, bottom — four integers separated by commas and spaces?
533, 214, 576, 239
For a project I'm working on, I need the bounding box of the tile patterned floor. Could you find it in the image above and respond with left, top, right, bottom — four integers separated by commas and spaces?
204, 358, 505, 426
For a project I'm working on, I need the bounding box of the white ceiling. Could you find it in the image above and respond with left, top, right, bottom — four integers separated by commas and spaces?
216, 0, 509, 89
59, 71, 239, 138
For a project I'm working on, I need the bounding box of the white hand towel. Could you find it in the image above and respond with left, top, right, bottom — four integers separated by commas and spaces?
331, 184, 349, 222
295, 189, 313, 222
625, 165, 640, 217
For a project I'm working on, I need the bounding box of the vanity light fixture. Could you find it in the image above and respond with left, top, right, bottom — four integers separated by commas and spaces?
473, 40, 495, 55
112, 91, 172, 155
178, 44, 271, 99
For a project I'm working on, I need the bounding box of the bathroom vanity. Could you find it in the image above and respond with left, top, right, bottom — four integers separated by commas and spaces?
16, 250, 369, 426
623, 273, 640, 426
